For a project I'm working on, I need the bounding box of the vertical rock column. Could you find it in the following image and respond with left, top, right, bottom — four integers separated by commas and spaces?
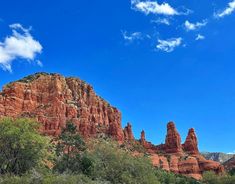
164, 122, 183, 154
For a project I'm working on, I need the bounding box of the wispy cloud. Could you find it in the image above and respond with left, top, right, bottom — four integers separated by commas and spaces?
184, 20, 207, 31
214, 0, 235, 18
36, 60, 43, 67
131, 0, 179, 16
0, 23, 42, 72
122, 31, 143, 42
195, 34, 205, 41
156, 37, 182, 52
151, 18, 170, 25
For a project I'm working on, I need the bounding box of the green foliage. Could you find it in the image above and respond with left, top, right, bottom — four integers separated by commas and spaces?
155, 169, 200, 184
2, 118, 235, 184
53, 121, 93, 175
229, 168, 235, 176
0, 173, 103, 184
87, 140, 160, 184
17, 72, 49, 83
202, 171, 235, 184
0, 118, 50, 175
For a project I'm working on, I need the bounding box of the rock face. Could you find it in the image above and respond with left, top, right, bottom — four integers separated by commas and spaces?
0, 73, 224, 180
183, 128, 199, 155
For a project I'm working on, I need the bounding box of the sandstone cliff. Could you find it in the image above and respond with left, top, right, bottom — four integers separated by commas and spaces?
0, 73, 224, 180
0, 73, 124, 141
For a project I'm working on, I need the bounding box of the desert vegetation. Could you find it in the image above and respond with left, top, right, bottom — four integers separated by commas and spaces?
0, 118, 234, 184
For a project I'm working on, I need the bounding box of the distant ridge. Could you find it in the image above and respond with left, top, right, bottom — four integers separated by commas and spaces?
201, 152, 234, 163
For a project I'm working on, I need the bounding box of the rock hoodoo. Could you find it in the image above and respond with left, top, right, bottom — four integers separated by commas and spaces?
140, 130, 146, 144
123, 122, 134, 141
164, 122, 183, 154
0, 73, 224, 180
183, 128, 199, 155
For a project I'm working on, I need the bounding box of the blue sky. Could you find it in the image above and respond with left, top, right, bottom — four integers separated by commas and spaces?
0, 0, 235, 153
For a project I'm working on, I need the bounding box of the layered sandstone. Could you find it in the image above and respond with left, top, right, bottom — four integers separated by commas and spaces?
0, 73, 224, 180
0, 73, 125, 141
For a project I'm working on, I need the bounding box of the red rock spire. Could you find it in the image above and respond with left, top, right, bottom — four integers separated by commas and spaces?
123, 122, 134, 141
140, 130, 146, 144
183, 128, 199, 155
164, 121, 182, 153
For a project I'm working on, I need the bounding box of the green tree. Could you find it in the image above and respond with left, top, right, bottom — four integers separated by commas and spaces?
53, 121, 93, 175
0, 118, 50, 175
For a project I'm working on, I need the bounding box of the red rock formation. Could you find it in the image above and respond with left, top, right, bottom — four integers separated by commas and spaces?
123, 122, 134, 141
0, 73, 124, 141
140, 130, 146, 144
139, 130, 155, 150
178, 157, 201, 178
0, 73, 225, 180
197, 155, 225, 174
164, 122, 183, 154
147, 122, 224, 179
183, 128, 199, 155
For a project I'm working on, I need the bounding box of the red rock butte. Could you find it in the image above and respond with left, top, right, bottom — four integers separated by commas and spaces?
0, 73, 224, 179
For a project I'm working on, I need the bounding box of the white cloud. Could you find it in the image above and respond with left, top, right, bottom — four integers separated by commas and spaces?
122, 31, 143, 42
214, 0, 235, 18
156, 37, 182, 52
184, 20, 207, 31
151, 18, 170, 25
0, 23, 42, 72
195, 34, 205, 41
131, 0, 178, 16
